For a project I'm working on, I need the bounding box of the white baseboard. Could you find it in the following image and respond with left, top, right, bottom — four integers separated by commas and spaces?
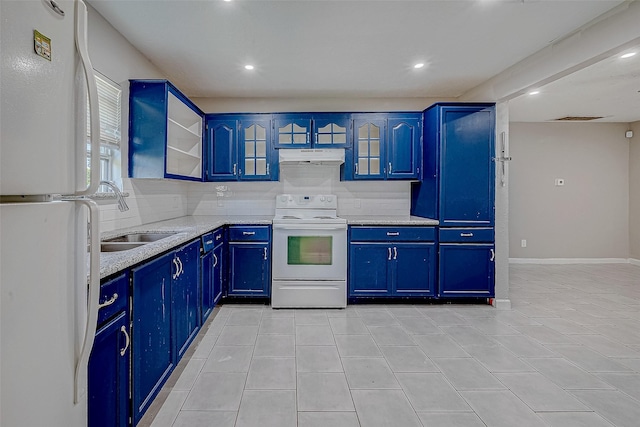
491, 298, 512, 310
509, 258, 630, 265
629, 258, 640, 266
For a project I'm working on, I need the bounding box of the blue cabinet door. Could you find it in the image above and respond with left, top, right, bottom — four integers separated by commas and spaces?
213, 242, 224, 304
352, 116, 386, 180
201, 249, 215, 322
228, 243, 271, 296
439, 105, 495, 226
312, 113, 351, 148
206, 118, 238, 181
273, 114, 312, 148
349, 243, 391, 296
438, 243, 495, 298
88, 311, 129, 427
387, 115, 421, 180
392, 243, 435, 296
238, 116, 276, 180
132, 252, 174, 425
173, 240, 200, 360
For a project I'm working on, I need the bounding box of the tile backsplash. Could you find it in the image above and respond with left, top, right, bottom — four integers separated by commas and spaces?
100, 165, 413, 231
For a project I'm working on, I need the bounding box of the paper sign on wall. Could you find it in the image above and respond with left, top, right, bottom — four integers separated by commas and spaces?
34, 30, 51, 61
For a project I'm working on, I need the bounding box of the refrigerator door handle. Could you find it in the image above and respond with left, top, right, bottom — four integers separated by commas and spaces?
74, 0, 100, 196
73, 198, 100, 403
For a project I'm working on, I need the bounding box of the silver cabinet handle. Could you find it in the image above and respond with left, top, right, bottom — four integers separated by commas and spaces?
388, 247, 392, 261
119, 325, 130, 357
386, 232, 399, 236
393, 247, 397, 260
490, 248, 495, 262
172, 258, 180, 279
205, 239, 213, 245
233, 163, 237, 175
389, 162, 392, 173
215, 234, 222, 241
213, 253, 218, 267
461, 233, 474, 237
355, 163, 359, 175
177, 257, 183, 276
243, 231, 256, 236
98, 293, 118, 309
263, 247, 268, 260
266, 163, 270, 175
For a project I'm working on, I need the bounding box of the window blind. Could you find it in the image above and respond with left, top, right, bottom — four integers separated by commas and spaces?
87, 73, 121, 148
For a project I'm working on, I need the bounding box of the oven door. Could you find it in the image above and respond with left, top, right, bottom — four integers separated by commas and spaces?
272, 223, 347, 281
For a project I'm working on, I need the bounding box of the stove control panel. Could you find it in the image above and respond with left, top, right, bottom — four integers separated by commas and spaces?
276, 194, 337, 209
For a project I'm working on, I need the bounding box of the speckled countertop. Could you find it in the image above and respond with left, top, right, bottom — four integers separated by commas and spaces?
342, 215, 439, 226
98, 214, 438, 279
98, 215, 272, 279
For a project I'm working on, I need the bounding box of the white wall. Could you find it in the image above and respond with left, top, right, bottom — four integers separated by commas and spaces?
629, 121, 640, 260
509, 122, 629, 260
88, 5, 190, 232
189, 164, 411, 217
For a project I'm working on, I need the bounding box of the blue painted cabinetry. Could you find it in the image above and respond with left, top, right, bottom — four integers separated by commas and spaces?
273, 113, 351, 148
129, 80, 204, 181
227, 225, 271, 297
89, 273, 130, 427
346, 113, 421, 180
205, 114, 277, 181
172, 240, 201, 360
349, 227, 436, 297
201, 228, 225, 322
131, 238, 201, 424
411, 103, 496, 299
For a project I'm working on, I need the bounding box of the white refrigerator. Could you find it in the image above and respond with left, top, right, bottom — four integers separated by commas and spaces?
1, 1, 102, 426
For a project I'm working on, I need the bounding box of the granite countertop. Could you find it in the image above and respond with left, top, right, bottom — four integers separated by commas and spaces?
97, 214, 438, 279
341, 215, 439, 226
98, 215, 272, 279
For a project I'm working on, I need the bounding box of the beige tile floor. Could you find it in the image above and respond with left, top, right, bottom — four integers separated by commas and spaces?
142, 263, 640, 427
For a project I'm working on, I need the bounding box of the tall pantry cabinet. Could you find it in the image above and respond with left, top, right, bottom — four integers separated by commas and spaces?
412, 103, 496, 298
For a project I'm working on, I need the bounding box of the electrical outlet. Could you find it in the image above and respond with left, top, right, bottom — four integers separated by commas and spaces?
521, 239, 527, 248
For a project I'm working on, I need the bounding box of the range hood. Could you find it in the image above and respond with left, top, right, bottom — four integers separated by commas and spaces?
279, 148, 345, 165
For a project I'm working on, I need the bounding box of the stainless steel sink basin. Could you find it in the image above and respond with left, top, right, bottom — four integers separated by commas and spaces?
102, 232, 177, 243
100, 242, 147, 252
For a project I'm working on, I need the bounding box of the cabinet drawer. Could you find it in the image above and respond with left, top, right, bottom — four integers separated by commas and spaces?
201, 228, 224, 252
98, 273, 128, 325
439, 227, 493, 243
350, 226, 435, 242
228, 225, 270, 242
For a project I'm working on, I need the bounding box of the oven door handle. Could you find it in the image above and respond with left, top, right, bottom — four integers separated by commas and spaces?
273, 224, 347, 231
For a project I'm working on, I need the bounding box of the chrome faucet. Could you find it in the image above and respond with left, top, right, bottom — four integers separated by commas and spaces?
99, 180, 129, 212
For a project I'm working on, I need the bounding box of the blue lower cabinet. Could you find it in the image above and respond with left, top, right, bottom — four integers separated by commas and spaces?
438, 243, 495, 297
349, 243, 392, 296
227, 226, 271, 298
228, 242, 271, 296
89, 273, 130, 427
349, 227, 436, 298
132, 252, 174, 425
173, 240, 201, 360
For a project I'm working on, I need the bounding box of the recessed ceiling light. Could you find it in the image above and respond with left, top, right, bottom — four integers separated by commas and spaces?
244, 64, 255, 70
528, 90, 540, 95
414, 63, 425, 69
223, 0, 232, 2
621, 52, 636, 59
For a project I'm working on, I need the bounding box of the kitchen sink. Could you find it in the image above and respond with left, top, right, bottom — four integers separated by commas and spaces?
100, 232, 178, 252
102, 232, 177, 243
100, 242, 147, 252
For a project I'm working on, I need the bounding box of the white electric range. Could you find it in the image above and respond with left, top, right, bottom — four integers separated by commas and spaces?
271, 194, 347, 308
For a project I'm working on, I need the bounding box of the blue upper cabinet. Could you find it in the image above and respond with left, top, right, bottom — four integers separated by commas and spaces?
273, 113, 351, 148
274, 114, 312, 148
129, 80, 204, 181
205, 114, 276, 181
347, 113, 420, 180
351, 115, 386, 180
411, 103, 495, 225
387, 114, 421, 179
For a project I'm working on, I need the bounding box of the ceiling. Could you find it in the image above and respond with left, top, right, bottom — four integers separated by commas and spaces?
89, 0, 638, 123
